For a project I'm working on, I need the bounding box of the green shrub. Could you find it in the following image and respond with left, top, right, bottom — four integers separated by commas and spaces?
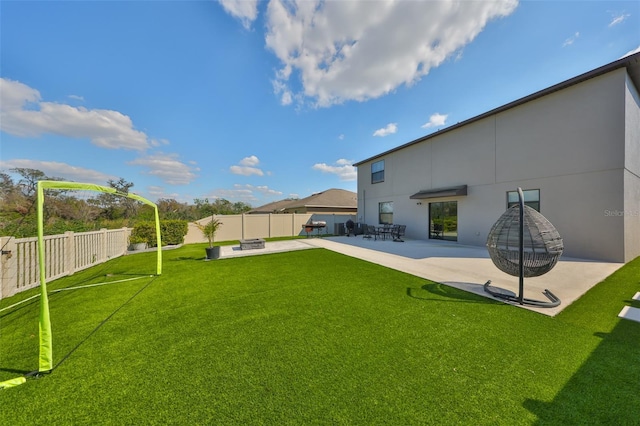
130, 222, 154, 245
131, 220, 188, 247
161, 220, 188, 245
443, 217, 458, 232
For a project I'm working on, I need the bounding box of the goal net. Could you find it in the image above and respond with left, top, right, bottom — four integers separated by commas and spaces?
0, 180, 162, 389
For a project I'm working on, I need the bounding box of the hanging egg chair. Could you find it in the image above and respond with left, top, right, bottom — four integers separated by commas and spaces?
486, 204, 564, 277
484, 188, 563, 308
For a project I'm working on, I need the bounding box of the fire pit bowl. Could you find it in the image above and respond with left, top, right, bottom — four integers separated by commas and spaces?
240, 238, 265, 250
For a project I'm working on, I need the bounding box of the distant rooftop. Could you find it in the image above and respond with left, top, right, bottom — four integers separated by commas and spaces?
250, 188, 357, 214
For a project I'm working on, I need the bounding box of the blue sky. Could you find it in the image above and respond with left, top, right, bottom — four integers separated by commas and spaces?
1, 1, 639, 207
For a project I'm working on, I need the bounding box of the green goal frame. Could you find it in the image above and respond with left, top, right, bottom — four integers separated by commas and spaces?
1, 181, 162, 390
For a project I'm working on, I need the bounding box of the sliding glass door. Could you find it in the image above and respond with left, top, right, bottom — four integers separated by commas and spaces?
429, 201, 458, 241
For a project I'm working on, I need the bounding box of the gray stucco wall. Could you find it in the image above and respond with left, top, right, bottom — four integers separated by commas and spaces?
624, 73, 640, 262
357, 68, 637, 262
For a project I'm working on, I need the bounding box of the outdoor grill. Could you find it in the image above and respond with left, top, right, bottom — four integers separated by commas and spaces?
302, 221, 326, 237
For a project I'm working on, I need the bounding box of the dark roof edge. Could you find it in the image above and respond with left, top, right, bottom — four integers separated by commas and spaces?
353, 52, 640, 167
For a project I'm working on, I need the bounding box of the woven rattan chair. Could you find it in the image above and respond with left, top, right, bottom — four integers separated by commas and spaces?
486, 205, 563, 277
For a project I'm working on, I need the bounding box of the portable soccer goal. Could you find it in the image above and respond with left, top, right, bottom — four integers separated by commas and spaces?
0, 180, 162, 389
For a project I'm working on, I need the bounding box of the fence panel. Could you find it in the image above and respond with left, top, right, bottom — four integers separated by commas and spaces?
17, 237, 39, 294
184, 213, 357, 243
0, 228, 130, 300
244, 215, 270, 240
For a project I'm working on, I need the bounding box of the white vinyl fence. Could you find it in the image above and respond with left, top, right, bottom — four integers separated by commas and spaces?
1, 213, 358, 301
184, 213, 356, 244
0, 228, 131, 300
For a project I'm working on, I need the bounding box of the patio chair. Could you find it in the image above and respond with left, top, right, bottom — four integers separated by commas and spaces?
431, 223, 443, 239
392, 225, 406, 242
364, 225, 379, 240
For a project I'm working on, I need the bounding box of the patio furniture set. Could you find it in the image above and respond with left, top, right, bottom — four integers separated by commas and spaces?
362, 224, 407, 242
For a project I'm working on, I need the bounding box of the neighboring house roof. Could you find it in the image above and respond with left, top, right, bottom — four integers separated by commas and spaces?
249, 188, 357, 213
287, 188, 357, 210
354, 52, 640, 167
248, 199, 299, 214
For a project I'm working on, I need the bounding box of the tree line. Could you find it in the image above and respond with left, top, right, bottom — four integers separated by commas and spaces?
0, 168, 253, 238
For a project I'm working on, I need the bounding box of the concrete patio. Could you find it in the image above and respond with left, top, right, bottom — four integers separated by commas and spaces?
219, 236, 624, 316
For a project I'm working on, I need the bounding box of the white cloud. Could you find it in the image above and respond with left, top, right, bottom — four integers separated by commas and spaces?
373, 123, 397, 137
562, 32, 580, 47
0, 78, 151, 150
260, 0, 517, 107
236, 183, 283, 196
150, 138, 170, 147
230, 155, 265, 176
207, 184, 282, 204
147, 187, 200, 203
422, 113, 448, 129
239, 155, 260, 166
609, 13, 630, 27
68, 94, 84, 101
128, 152, 199, 185
338, 134, 344, 140
146, 185, 186, 202
312, 158, 356, 181
0, 159, 116, 184
272, 79, 294, 106
621, 45, 640, 58
218, 0, 259, 30
281, 91, 293, 106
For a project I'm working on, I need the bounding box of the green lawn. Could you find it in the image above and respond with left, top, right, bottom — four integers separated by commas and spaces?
1, 244, 639, 424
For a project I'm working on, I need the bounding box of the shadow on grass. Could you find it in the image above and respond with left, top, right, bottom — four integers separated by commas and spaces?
0, 367, 32, 375
0, 276, 157, 380
407, 282, 497, 304
50, 276, 158, 372
168, 256, 204, 262
523, 318, 640, 423
625, 298, 640, 308
0, 296, 40, 320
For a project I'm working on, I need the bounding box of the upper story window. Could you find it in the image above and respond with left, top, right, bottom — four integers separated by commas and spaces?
371, 160, 385, 184
507, 189, 540, 212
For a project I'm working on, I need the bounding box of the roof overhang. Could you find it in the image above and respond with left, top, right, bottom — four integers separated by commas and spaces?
410, 185, 468, 199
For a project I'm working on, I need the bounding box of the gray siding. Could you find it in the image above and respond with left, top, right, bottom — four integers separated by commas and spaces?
357, 69, 639, 262
624, 72, 640, 262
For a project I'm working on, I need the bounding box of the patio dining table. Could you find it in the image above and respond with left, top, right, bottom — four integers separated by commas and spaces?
377, 225, 393, 240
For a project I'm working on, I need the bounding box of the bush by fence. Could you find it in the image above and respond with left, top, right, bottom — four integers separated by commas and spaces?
130, 220, 188, 247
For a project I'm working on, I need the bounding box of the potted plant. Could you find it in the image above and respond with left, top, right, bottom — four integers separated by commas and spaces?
196, 216, 222, 260
128, 234, 147, 251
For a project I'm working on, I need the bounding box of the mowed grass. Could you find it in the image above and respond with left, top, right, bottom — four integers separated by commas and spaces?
1, 243, 639, 424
